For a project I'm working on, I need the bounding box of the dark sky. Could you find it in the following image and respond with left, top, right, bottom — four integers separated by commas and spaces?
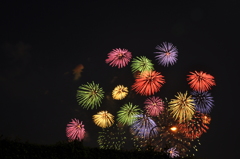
0, 1, 239, 158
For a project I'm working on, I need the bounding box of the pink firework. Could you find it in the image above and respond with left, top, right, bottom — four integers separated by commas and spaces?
66, 118, 85, 141
105, 48, 132, 68
144, 96, 165, 116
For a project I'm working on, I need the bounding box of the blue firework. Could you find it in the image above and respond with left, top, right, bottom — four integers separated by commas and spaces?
154, 42, 178, 67
191, 91, 214, 114
130, 114, 158, 139
167, 147, 180, 158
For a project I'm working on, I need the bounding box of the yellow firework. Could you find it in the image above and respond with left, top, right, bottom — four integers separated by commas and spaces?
93, 111, 114, 128
112, 85, 128, 100
168, 92, 195, 123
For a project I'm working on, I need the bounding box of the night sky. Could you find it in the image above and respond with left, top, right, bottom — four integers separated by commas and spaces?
0, 1, 239, 158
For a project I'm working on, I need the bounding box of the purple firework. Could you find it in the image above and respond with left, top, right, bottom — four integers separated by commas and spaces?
154, 42, 178, 67
144, 96, 165, 117
130, 114, 158, 139
66, 118, 85, 141
167, 147, 180, 158
105, 48, 132, 68
191, 91, 214, 114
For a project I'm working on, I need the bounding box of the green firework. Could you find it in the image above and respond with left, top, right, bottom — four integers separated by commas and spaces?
76, 81, 104, 109
97, 123, 126, 150
117, 102, 142, 126
131, 56, 154, 73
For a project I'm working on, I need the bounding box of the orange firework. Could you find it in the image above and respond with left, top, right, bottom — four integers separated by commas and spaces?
187, 71, 216, 92
178, 112, 209, 140
132, 70, 165, 96
201, 114, 211, 124
73, 64, 84, 80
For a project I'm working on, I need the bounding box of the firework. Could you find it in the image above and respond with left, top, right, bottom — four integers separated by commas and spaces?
167, 147, 180, 158
202, 114, 211, 124
72, 64, 84, 80
149, 103, 200, 157
76, 81, 104, 109
130, 114, 158, 139
112, 85, 128, 100
105, 48, 132, 68
98, 123, 126, 150
132, 70, 165, 96
178, 112, 209, 140
93, 111, 114, 128
131, 56, 154, 73
66, 118, 85, 141
154, 42, 178, 67
117, 102, 142, 126
187, 71, 216, 92
191, 91, 214, 114
168, 92, 195, 123
144, 96, 165, 117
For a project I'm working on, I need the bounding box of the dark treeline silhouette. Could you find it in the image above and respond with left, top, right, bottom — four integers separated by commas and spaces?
0, 136, 203, 159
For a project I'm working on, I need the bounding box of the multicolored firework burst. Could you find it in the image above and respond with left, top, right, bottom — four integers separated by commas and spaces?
132, 70, 165, 96
76, 81, 104, 109
97, 123, 126, 150
154, 42, 178, 67
149, 103, 200, 157
130, 114, 158, 139
71, 42, 216, 157
105, 48, 132, 68
144, 96, 165, 117
131, 56, 154, 73
112, 85, 128, 100
187, 71, 216, 92
66, 118, 85, 142
93, 111, 114, 128
178, 112, 210, 140
167, 147, 180, 158
117, 102, 142, 126
168, 92, 195, 123
191, 91, 214, 114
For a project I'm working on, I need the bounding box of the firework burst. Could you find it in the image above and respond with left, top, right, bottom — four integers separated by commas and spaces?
178, 112, 210, 140
93, 111, 114, 128
191, 91, 214, 114
130, 114, 158, 139
66, 118, 85, 142
168, 92, 195, 123
167, 147, 180, 158
132, 70, 165, 96
154, 42, 178, 67
76, 81, 104, 109
202, 114, 211, 124
117, 103, 142, 126
97, 123, 126, 150
112, 85, 128, 100
131, 56, 154, 73
148, 103, 200, 157
187, 71, 216, 92
105, 48, 132, 68
144, 96, 165, 116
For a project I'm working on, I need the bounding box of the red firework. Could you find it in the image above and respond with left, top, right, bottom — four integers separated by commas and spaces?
178, 112, 209, 140
105, 48, 132, 68
132, 70, 165, 96
187, 71, 216, 92
66, 118, 85, 141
